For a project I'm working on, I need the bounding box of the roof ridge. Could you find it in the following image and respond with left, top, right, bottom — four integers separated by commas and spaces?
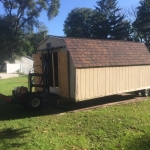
45, 35, 143, 44
64, 37, 142, 44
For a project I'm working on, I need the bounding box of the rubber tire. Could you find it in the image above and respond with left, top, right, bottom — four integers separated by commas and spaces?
26, 93, 43, 110
141, 89, 149, 97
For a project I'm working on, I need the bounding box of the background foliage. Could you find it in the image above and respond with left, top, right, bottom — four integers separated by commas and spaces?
0, 0, 60, 63
0, 0, 150, 62
64, 0, 150, 46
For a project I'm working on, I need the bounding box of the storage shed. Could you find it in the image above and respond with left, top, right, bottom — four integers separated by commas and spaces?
33, 36, 150, 102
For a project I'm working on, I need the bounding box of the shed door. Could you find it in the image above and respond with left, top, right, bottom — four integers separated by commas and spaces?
49, 52, 58, 87
48, 52, 59, 95
58, 51, 69, 99
33, 53, 42, 92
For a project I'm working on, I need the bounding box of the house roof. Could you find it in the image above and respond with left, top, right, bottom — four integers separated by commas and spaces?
63, 38, 150, 68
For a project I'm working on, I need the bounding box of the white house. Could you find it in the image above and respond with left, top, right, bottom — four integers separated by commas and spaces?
5, 56, 33, 74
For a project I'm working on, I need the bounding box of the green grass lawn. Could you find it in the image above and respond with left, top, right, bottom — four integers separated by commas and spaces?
0, 76, 150, 150
0, 76, 28, 95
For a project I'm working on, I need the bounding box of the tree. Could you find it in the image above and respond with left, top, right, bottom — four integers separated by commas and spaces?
23, 24, 48, 57
123, 5, 139, 42
133, 0, 150, 45
124, 5, 138, 23
0, 16, 25, 63
63, 8, 93, 38
91, 0, 131, 40
0, 0, 60, 37
0, 0, 60, 62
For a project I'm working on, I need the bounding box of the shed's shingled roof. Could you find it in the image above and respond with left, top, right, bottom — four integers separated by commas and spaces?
64, 38, 150, 68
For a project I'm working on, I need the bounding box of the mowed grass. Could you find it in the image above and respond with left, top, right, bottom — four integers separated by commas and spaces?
0, 76, 28, 95
0, 76, 150, 150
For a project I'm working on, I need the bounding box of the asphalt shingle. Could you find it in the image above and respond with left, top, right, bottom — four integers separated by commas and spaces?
64, 38, 150, 68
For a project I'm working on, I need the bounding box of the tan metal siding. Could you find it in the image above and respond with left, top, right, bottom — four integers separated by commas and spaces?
38, 37, 65, 50
89, 68, 94, 98
125, 67, 129, 91
105, 68, 110, 94
128, 66, 132, 90
110, 67, 117, 94
101, 68, 106, 96
76, 65, 150, 101
81, 69, 86, 99
93, 69, 98, 97
85, 69, 90, 98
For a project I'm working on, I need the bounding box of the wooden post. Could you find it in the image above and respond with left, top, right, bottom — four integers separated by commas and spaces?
52, 52, 55, 87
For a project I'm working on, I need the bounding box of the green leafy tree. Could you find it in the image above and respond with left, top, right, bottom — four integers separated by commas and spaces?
22, 40, 34, 57
0, 0, 60, 62
63, 8, 93, 38
63, 0, 130, 40
133, 0, 150, 44
91, 0, 131, 40
23, 24, 48, 56
0, 16, 25, 63
0, 0, 60, 37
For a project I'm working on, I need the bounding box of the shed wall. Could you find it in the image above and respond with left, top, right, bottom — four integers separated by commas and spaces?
33, 54, 43, 91
75, 65, 150, 101
58, 51, 69, 99
69, 57, 75, 100
38, 37, 65, 50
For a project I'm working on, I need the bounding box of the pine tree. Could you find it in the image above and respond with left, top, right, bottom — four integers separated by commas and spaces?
133, 0, 150, 44
91, 0, 130, 40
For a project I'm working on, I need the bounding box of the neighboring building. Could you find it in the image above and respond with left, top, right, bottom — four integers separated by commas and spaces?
0, 63, 6, 72
33, 36, 150, 102
5, 56, 33, 74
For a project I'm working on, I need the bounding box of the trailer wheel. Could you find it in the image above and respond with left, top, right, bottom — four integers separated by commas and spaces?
141, 89, 150, 97
27, 93, 43, 110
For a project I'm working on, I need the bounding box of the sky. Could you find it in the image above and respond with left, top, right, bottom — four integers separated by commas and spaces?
0, 0, 140, 36
39, 0, 140, 36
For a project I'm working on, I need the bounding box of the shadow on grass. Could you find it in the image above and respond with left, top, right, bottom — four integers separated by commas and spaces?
123, 135, 150, 150
0, 93, 145, 121
0, 127, 30, 149
0, 101, 63, 121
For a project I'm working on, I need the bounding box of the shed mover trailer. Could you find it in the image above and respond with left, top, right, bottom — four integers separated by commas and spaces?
3, 36, 150, 110
33, 36, 150, 102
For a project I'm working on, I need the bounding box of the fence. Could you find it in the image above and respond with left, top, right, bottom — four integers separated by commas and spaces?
6, 64, 33, 74
7, 64, 21, 74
